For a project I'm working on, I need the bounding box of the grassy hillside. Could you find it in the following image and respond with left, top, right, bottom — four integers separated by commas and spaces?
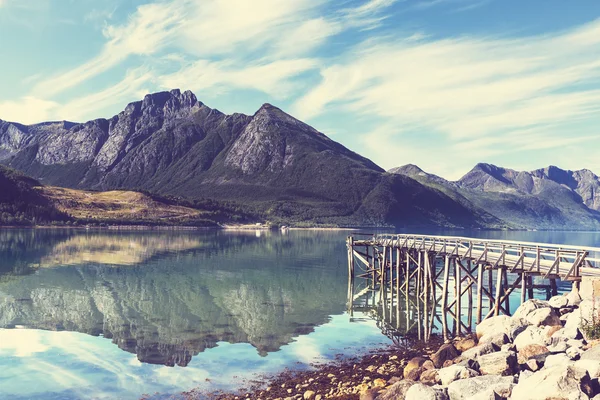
0, 166, 253, 227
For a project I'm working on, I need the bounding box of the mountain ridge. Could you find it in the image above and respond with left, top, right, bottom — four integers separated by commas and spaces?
390, 163, 600, 229
1, 89, 595, 229
0, 89, 498, 228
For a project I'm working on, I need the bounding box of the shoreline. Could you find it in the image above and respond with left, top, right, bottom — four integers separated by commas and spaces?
181, 289, 600, 400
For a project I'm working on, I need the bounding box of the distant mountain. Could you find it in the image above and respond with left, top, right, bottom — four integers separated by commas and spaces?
391, 163, 600, 230
0, 90, 493, 228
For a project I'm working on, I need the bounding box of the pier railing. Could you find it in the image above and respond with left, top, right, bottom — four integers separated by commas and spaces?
347, 234, 600, 338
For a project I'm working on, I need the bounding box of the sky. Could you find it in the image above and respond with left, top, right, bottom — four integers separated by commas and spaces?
1, 0, 600, 179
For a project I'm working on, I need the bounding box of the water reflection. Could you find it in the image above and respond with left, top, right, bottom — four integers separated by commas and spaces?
0, 229, 348, 366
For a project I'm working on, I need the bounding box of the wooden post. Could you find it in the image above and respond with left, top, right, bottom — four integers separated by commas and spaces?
476, 263, 484, 323
494, 267, 503, 316
528, 275, 534, 299
441, 255, 450, 338
502, 267, 510, 314
455, 257, 462, 335
521, 272, 526, 304
417, 251, 422, 300
466, 259, 473, 330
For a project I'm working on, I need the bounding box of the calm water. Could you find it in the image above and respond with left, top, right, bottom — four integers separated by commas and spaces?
0, 228, 599, 399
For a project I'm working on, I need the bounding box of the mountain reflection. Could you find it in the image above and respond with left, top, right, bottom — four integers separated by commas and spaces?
0, 229, 348, 366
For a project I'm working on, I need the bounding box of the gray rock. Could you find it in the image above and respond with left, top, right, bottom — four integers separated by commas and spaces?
544, 353, 572, 368
549, 295, 569, 308
447, 375, 515, 400
566, 346, 582, 360
513, 326, 550, 350
500, 343, 515, 352
438, 365, 479, 386
478, 332, 509, 347
477, 351, 516, 376
580, 345, 600, 361
405, 383, 448, 400
566, 289, 583, 307
460, 343, 496, 361
476, 316, 511, 339
511, 364, 592, 400
525, 307, 561, 327
512, 299, 550, 320
376, 380, 416, 400
575, 359, 600, 378
547, 340, 568, 353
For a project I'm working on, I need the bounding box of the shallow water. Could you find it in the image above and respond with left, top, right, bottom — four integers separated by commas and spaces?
0, 228, 599, 399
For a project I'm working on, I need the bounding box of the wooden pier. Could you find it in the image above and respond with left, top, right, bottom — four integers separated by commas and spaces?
347, 234, 600, 339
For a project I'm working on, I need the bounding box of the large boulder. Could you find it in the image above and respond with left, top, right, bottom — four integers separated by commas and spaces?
376, 380, 416, 400
566, 289, 582, 307
544, 353, 572, 368
549, 294, 569, 309
420, 369, 441, 385
512, 299, 550, 320
575, 359, 600, 378
405, 383, 449, 400
432, 344, 460, 368
517, 344, 550, 364
513, 326, 551, 350
525, 307, 562, 327
476, 316, 511, 339
511, 364, 594, 400
404, 357, 428, 379
580, 345, 600, 362
455, 337, 477, 352
460, 343, 496, 361
438, 365, 479, 386
447, 376, 515, 400
477, 351, 517, 376
478, 333, 509, 348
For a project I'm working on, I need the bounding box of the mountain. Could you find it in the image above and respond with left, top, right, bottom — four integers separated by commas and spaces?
391, 163, 600, 230
0, 89, 493, 228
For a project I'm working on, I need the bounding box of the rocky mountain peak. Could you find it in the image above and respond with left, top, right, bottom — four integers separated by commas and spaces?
388, 164, 425, 176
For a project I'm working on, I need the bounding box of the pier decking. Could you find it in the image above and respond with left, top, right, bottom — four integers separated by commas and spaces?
347, 234, 600, 338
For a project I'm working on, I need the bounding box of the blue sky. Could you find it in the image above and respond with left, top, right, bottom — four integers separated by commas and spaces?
1, 0, 600, 179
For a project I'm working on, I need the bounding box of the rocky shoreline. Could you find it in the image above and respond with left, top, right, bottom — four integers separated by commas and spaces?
185, 283, 600, 400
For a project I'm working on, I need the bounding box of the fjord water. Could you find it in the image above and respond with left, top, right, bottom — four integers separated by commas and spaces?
1, 229, 600, 399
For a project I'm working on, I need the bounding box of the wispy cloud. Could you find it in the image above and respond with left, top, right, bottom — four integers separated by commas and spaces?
32, 1, 184, 97
294, 18, 600, 176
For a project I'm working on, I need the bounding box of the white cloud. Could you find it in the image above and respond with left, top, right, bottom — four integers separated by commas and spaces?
32, 1, 184, 97
294, 19, 600, 176
0, 96, 58, 124
57, 67, 153, 121
160, 58, 318, 100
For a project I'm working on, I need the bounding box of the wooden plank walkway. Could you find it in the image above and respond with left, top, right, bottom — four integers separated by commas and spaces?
346, 234, 600, 338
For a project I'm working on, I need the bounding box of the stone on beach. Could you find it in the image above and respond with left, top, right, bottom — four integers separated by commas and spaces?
455, 337, 477, 352
478, 332, 509, 348
549, 294, 569, 309
516, 344, 549, 364
513, 326, 551, 350
512, 299, 550, 320
447, 375, 515, 400
477, 351, 517, 376
405, 383, 449, 400
511, 364, 593, 400
420, 368, 441, 385
431, 344, 460, 368
460, 343, 496, 361
438, 365, 479, 386
525, 307, 562, 327
376, 380, 416, 400
404, 357, 428, 379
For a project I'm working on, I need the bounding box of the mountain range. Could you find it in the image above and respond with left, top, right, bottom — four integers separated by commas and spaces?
0, 89, 598, 229
390, 163, 600, 229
